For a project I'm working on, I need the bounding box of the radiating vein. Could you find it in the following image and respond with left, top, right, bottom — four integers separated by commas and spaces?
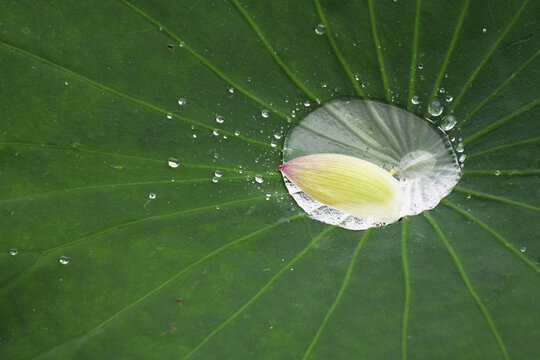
231, 0, 318, 101
454, 186, 540, 211
467, 137, 540, 158
401, 218, 411, 360
119, 0, 290, 121
452, 0, 531, 111
0, 41, 277, 150
0, 176, 253, 204
407, 0, 422, 109
0, 141, 279, 176
0, 196, 270, 296
314, 0, 365, 96
183, 225, 337, 360
463, 169, 539, 176
464, 99, 540, 145
70, 214, 307, 352
425, 0, 470, 110
302, 229, 372, 359
457, 51, 540, 130
442, 199, 540, 275
424, 213, 509, 360
366, 0, 390, 100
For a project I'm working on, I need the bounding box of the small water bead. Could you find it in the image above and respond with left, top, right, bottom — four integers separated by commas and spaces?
216, 115, 224, 124
456, 142, 465, 153
178, 98, 186, 106
148, 193, 157, 199
255, 175, 264, 184
167, 113, 173, 120
271, 141, 277, 148
228, 87, 235, 94
214, 170, 223, 178
418, 63, 423, 70
520, 246, 527, 253
64, 81, 69, 86
274, 132, 282, 140
459, 154, 467, 163
440, 115, 457, 131
494, 170, 501, 176
192, 134, 198, 138
234, 130, 240, 136
304, 101, 311, 107
438, 88, 445, 94
314, 23, 326, 35
466, 194, 471, 199
168, 158, 180, 168
445, 95, 453, 103
212, 129, 220, 136
261, 109, 270, 118
59, 255, 70, 265
9, 248, 18, 256
482, 28, 487, 34
212, 176, 219, 183
428, 99, 443, 117
411, 96, 420, 105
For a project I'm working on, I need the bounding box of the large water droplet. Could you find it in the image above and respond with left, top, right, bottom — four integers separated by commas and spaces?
261, 109, 270, 118
440, 115, 457, 131
59, 255, 70, 265
216, 115, 224, 124
428, 99, 443, 117
520, 246, 527, 253
282, 98, 461, 230
255, 175, 264, 184
314, 24, 326, 35
178, 98, 186, 106
9, 248, 18, 256
411, 96, 420, 105
214, 170, 223, 178
168, 158, 180, 168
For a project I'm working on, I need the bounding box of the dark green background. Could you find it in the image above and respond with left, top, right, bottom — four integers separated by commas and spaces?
1, 0, 539, 359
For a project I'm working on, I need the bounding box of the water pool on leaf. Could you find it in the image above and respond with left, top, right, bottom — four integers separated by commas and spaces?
281, 98, 461, 230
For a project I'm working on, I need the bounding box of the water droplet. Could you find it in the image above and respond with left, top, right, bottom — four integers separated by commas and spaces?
428, 99, 443, 117
234, 130, 240, 136
212, 176, 219, 183
418, 63, 423, 70
64, 81, 69, 86
265, 193, 272, 200
59, 255, 70, 265
255, 175, 264, 184
214, 170, 223, 178
456, 142, 464, 153
445, 95, 453, 103
459, 154, 467, 163
466, 194, 471, 199
482, 28, 487, 34
304, 101, 311, 107
440, 115, 457, 131
261, 109, 270, 118
228, 87, 235, 94
148, 193, 157, 199
494, 170, 501, 176
212, 129, 220, 136
166, 113, 173, 119
270, 141, 277, 148
274, 132, 282, 140
168, 158, 179, 168
438, 88, 445, 94
9, 248, 18, 256
411, 96, 420, 105
314, 24, 326, 35
520, 246, 527, 253
178, 98, 186, 106
192, 134, 198, 138
216, 115, 224, 124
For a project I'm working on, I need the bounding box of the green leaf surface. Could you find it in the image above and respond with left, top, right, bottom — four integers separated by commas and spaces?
1, 0, 539, 359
